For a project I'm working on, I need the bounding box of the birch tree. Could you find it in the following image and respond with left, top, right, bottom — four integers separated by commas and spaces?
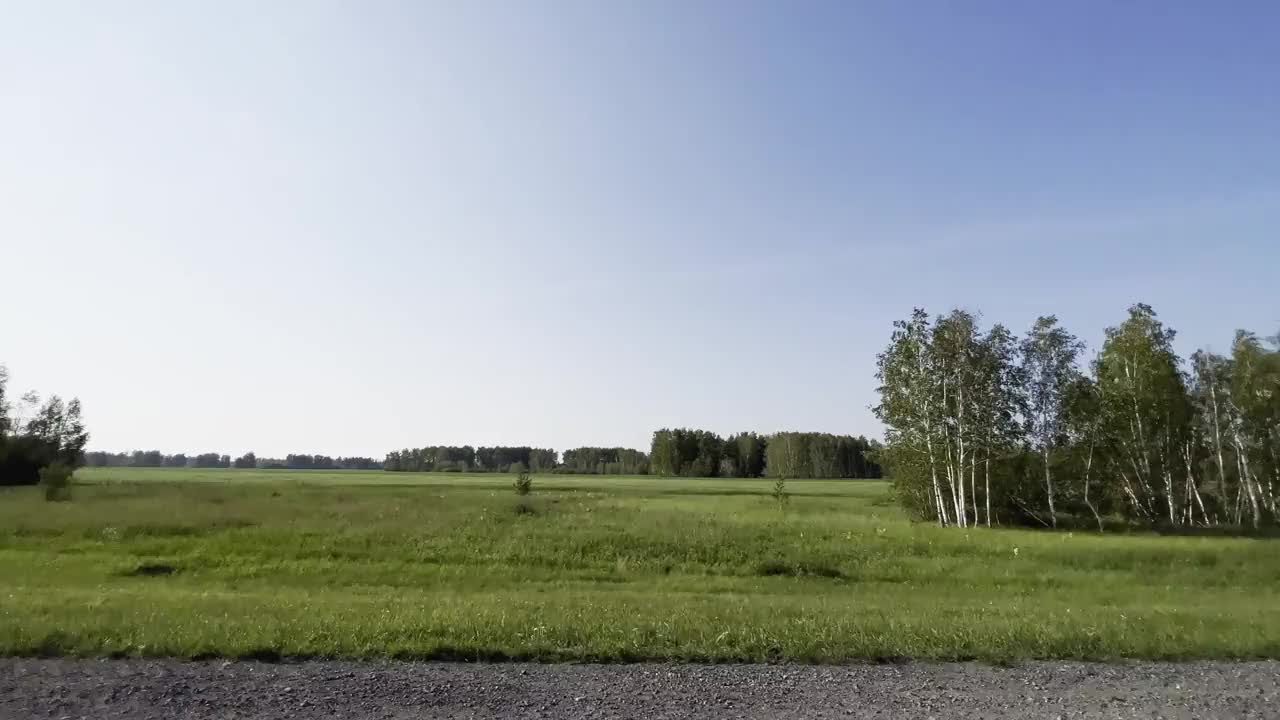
972, 324, 1024, 526
875, 305, 1277, 531
1063, 375, 1106, 531
1095, 304, 1194, 525
1190, 350, 1235, 524
1020, 316, 1083, 527
0, 365, 9, 436
875, 309, 949, 525
931, 310, 983, 527
1227, 332, 1279, 525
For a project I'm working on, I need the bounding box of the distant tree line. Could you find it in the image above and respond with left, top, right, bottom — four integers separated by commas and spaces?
649, 429, 881, 478
85, 451, 227, 468
0, 365, 89, 486
384, 446, 557, 473
764, 432, 881, 479
277, 454, 382, 470
875, 304, 1280, 530
84, 451, 381, 470
381, 435, 881, 479
557, 447, 650, 475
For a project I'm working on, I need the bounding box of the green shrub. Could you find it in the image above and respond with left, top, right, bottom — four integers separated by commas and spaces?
771, 477, 789, 507
39, 463, 73, 502
513, 471, 533, 496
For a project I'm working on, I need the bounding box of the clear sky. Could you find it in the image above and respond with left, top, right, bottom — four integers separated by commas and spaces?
3, 1, 1278, 457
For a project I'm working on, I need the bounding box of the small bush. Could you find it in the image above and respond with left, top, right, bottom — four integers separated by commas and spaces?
39, 463, 73, 502
513, 471, 533, 496
771, 477, 789, 507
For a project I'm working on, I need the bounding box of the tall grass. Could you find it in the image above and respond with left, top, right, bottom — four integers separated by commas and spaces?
0, 468, 1277, 662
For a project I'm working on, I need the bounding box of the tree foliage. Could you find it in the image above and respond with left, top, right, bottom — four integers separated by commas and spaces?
384, 446, 555, 473
0, 365, 89, 486
83, 450, 381, 470
876, 305, 1280, 530
650, 428, 880, 479
558, 447, 649, 474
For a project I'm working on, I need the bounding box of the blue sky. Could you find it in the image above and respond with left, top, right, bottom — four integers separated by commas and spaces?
3, 1, 1277, 456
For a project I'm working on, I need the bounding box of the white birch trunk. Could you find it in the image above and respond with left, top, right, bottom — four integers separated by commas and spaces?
984, 452, 992, 528
925, 430, 948, 527
1082, 442, 1103, 532
1042, 445, 1056, 528
1239, 446, 1261, 529
970, 455, 979, 528
954, 374, 968, 529
1208, 380, 1229, 517
1118, 469, 1149, 522
1183, 442, 1208, 527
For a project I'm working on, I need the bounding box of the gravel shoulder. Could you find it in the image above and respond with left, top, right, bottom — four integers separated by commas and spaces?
3, 658, 1278, 719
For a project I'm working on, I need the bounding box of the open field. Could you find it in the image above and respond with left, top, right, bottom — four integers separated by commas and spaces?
2, 467, 1279, 662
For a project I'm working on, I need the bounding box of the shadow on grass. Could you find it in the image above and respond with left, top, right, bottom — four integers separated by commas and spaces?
755, 559, 844, 579
979, 513, 1280, 540
1147, 523, 1280, 539
120, 563, 179, 577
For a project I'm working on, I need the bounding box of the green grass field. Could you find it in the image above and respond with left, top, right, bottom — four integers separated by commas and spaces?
2, 467, 1278, 662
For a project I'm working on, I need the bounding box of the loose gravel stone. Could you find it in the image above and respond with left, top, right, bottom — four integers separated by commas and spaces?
2, 658, 1278, 719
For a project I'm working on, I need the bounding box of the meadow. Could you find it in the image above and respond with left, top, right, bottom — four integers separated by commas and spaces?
1, 467, 1278, 662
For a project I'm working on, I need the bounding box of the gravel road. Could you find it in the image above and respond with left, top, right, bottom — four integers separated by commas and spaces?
3, 658, 1278, 719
